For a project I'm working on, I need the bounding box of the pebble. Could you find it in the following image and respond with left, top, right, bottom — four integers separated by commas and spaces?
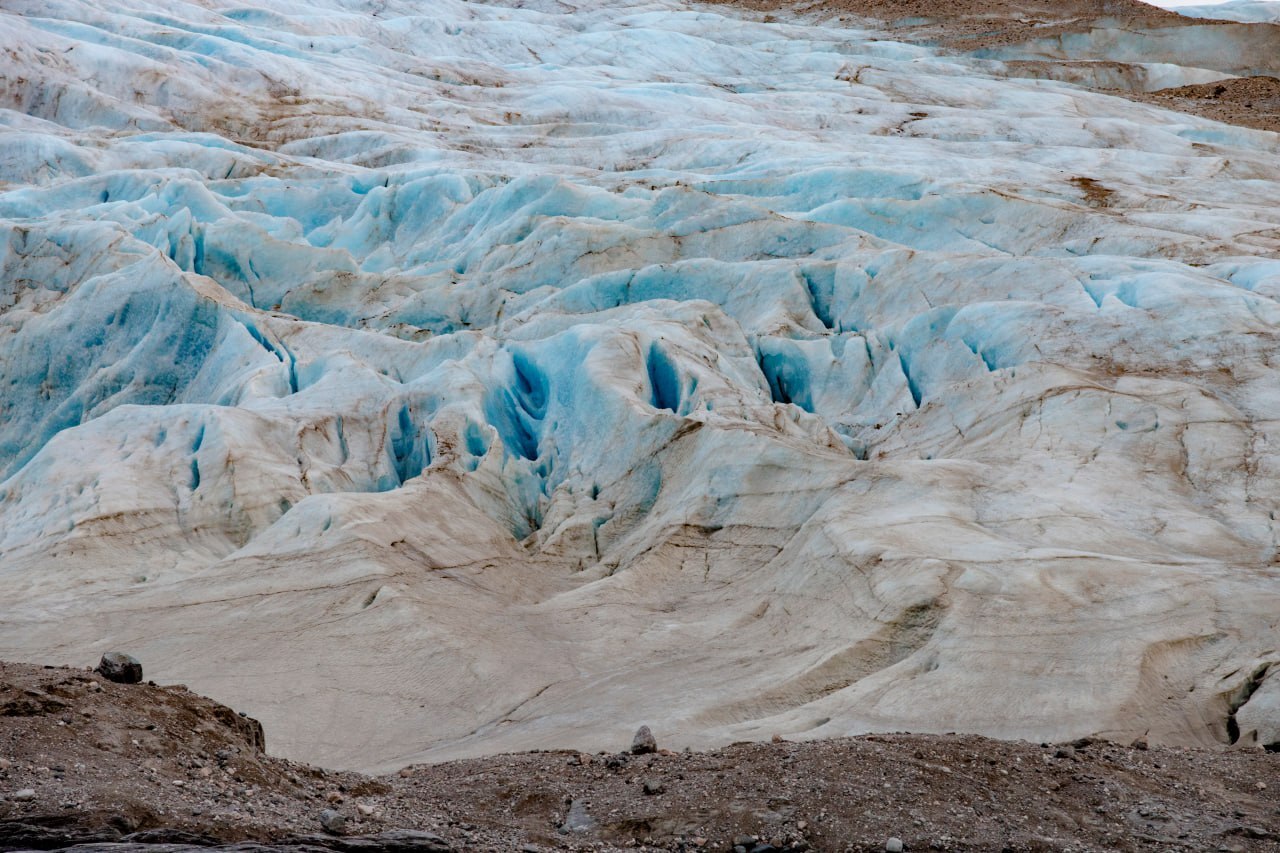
357, 803, 376, 816
631, 725, 657, 755
642, 779, 665, 795
0, 759, 10, 771
12, 789, 36, 801
886, 838, 905, 853
319, 808, 346, 834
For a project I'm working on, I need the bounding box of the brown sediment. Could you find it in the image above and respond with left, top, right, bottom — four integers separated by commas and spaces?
1137, 75, 1280, 134
2, 660, 1280, 851
708, 0, 1280, 135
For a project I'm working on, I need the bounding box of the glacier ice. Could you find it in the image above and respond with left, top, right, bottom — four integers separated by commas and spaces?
2, 0, 1280, 770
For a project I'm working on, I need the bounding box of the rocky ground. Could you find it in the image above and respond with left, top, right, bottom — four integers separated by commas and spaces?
1136, 75, 1280, 133
733, 0, 1193, 47
2, 661, 1279, 852
718, 0, 1280, 132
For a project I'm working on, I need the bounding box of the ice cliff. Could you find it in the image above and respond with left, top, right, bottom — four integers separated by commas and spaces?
2, 0, 1280, 771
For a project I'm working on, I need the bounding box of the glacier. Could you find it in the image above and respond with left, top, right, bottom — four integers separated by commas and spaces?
2, 0, 1280, 772
1176, 0, 1280, 22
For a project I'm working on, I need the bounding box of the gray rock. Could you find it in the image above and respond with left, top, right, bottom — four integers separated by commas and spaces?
12, 788, 36, 801
562, 799, 596, 833
885, 838, 904, 853
642, 779, 665, 795
320, 808, 347, 835
96, 652, 143, 684
631, 725, 657, 754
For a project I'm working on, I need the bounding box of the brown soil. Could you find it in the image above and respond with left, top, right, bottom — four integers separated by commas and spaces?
2, 661, 1280, 852
730, 0, 1194, 49
1138, 76, 1280, 133
714, 0, 1280, 135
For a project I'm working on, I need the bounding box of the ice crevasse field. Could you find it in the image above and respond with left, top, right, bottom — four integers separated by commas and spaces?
2, 0, 1280, 772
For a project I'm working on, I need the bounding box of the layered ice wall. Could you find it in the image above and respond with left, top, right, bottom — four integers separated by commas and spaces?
2, 0, 1280, 771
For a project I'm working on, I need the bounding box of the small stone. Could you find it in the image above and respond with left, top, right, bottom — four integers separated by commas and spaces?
319, 808, 346, 834
357, 803, 375, 816
399, 768, 414, 778
12, 789, 36, 801
1130, 736, 1149, 751
522, 845, 541, 853
1258, 782, 1268, 791
0, 759, 11, 771
96, 652, 143, 684
733, 836, 757, 848
642, 779, 665, 795
771, 733, 784, 744
631, 725, 657, 755
886, 838, 904, 853
326, 790, 344, 803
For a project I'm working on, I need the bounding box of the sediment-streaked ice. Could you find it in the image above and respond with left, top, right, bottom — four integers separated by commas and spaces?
2, 0, 1280, 771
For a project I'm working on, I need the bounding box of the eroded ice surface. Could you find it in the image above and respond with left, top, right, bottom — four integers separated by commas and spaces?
1176, 0, 1280, 22
2, 0, 1280, 771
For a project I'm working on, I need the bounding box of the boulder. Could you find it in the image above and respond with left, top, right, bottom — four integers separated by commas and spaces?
96, 653, 142, 684
631, 725, 657, 754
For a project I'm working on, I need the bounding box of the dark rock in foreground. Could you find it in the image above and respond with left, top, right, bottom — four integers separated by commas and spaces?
95, 653, 143, 685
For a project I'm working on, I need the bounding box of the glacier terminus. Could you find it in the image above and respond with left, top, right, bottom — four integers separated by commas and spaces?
1, 0, 1280, 772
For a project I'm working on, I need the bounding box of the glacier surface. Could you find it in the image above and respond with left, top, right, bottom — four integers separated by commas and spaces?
2, 0, 1280, 771
1176, 0, 1280, 22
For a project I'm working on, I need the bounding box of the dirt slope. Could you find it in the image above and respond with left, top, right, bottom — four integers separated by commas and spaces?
720, 0, 1280, 132
1139, 76, 1280, 132
2, 661, 1279, 852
